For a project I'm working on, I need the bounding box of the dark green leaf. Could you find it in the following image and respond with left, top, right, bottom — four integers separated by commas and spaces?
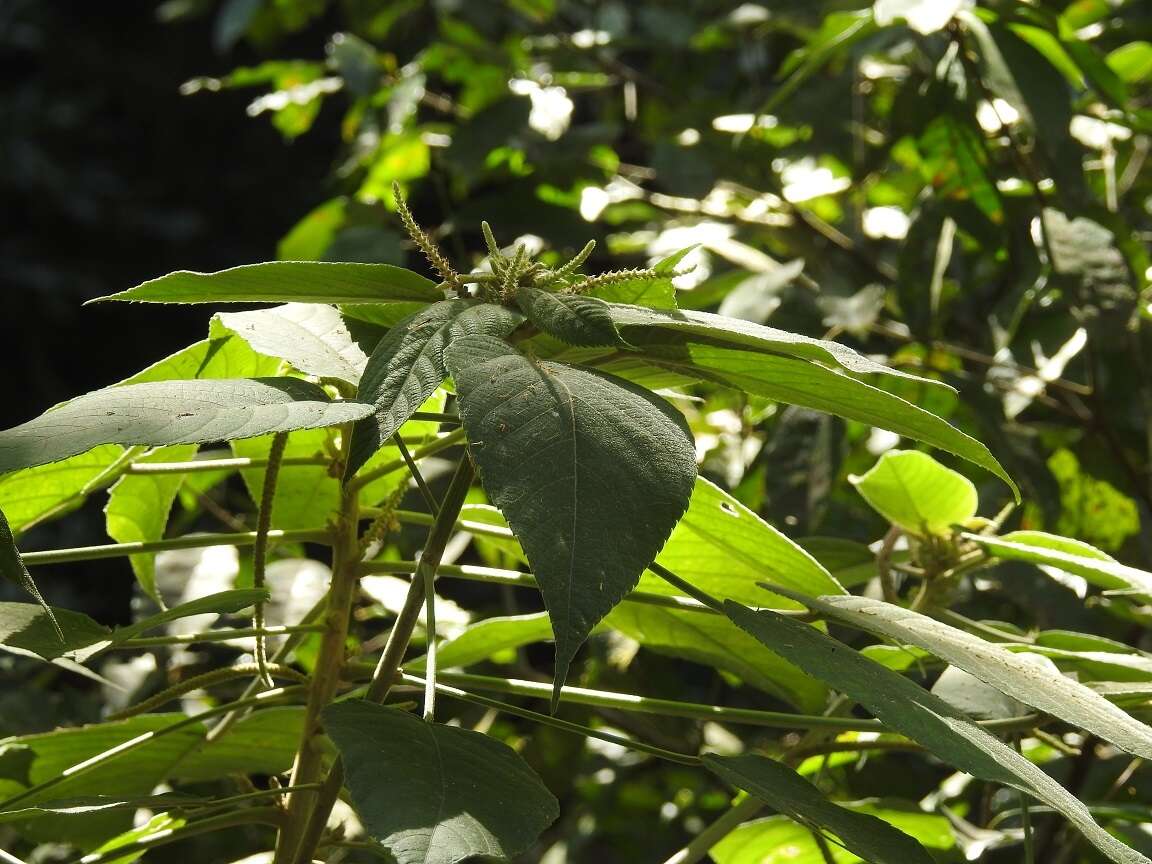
0, 379, 373, 474
347, 300, 524, 476
705, 753, 935, 864
514, 287, 628, 347
0, 507, 61, 643
324, 701, 559, 864
92, 261, 441, 305
722, 602, 1149, 864
0, 603, 109, 661
445, 335, 696, 705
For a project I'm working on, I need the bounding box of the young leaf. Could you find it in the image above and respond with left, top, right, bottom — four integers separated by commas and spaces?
722, 602, 1150, 864
445, 335, 697, 705
0, 603, 110, 661
965, 530, 1152, 597
514, 286, 628, 347
0, 379, 373, 474
801, 593, 1152, 760
850, 450, 978, 536
105, 444, 198, 601
0, 507, 61, 642
216, 303, 369, 384
704, 753, 935, 864
585, 247, 693, 308
346, 300, 524, 476
324, 701, 559, 864
91, 261, 441, 305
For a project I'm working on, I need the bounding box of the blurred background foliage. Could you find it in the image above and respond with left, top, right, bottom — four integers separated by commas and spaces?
3, 0, 1152, 860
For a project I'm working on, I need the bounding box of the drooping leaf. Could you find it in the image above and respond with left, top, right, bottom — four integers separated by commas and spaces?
618, 338, 1015, 495
966, 531, 1152, 598
105, 444, 199, 601
92, 261, 441, 305
850, 450, 978, 537
216, 303, 369, 384
514, 286, 628, 347
445, 335, 697, 705
606, 604, 827, 711
324, 701, 559, 864
800, 593, 1152, 760
0, 379, 373, 474
705, 753, 935, 864
0, 507, 60, 642
722, 602, 1150, 864
346, 300, 524, 476
0, 603, 110, 661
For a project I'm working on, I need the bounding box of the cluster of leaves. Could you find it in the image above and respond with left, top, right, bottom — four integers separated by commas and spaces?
2, 0, 1152, 862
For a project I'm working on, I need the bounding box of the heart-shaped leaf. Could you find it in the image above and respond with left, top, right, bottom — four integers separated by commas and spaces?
324, 701, 558, 864
445, 335, 696, 705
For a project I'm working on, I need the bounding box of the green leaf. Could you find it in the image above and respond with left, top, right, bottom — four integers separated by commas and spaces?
87, 812, 185, 864
965, 530, 1152, 598
704, 753, 935, 864
92, 261, 441, 305
122, 328, 283, 385
0, 446, 125, 536
0, 379, 373, 474
406, 612, 555, 671
216, 303, 369, 384
171, 706, 303, 783
0, 507, 61, 643
233, 429, 340, 531
445, 335, 697, 705
620, 339, 1016, 496
112, 588, 269, 642
714, 808, 954, 864
767, 10, 877, 113
606, 604, 827, 711
514, 286, 628, 347
324, 701, 559, 864
105, 444, 199, 601
0, 603, 110, 661
801, 593, 1152, 760
347, 300, 524, 476
850, 450, 978, 536
1107, 42, 1152, 83
585, 247, 693, 308
722, 602, 1149, 864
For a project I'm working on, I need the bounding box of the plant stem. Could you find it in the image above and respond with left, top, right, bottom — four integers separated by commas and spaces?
348, 428, 465, 492
78, 807, 286, 864
113, 624, 324, 648
22, 528, 330, 566
401, 672, 701, 765
274, 466, 361, 863
661, 796, 762, 864
253, 432, 289, 689
288, 457, 476, 864
124, 455, 329, 475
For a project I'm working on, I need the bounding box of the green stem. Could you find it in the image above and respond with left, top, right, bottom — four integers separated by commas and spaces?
348, 428, 465, 492
648, 562, 723, 611
113, 624, 324, 648
410, 411, 460, 424
107, 663, 307, 720
0, 687, 303, 812
253, 432, 289, 689
289, 458, 476, 864
401, 673, 700, 765
22, 528, 330, 566
124, 455, 329, 475
78, 807, 286, 864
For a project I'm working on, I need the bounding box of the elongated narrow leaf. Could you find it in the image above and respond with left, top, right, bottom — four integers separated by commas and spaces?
446, 335, 696, 705
705, 753, 935, 864
802, 593, 1152, 760
0, 603, 109, 660
347, 300, 524, 476
93, 261, 441, 305
514, 287, 627, 347
0, 507, 60, 641
105, 444, 198, 601
607, 303, 949, 390
112, 588, 269, 642
851, 450, 978, 536
216, 303, 369, 384
0, 379, 373, 474
324, 701, 559, 864
723, 602, 1149, 864
626, 338, 1016, 495
966, 531, 1152, 597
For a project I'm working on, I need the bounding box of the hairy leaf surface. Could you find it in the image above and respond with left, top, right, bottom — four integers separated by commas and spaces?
514, 286, 627, 347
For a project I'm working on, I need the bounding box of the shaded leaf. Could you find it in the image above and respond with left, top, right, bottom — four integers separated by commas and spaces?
514, 286, 628, 347
0, 603, 109, 661
324, 701, 559, 864
0, 379, 373, 474
93, 261, 441, 305
705, 753, 935, 864
446, 335, 696, 705
0, 507, 60, 642
722, 602, 1149, 864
